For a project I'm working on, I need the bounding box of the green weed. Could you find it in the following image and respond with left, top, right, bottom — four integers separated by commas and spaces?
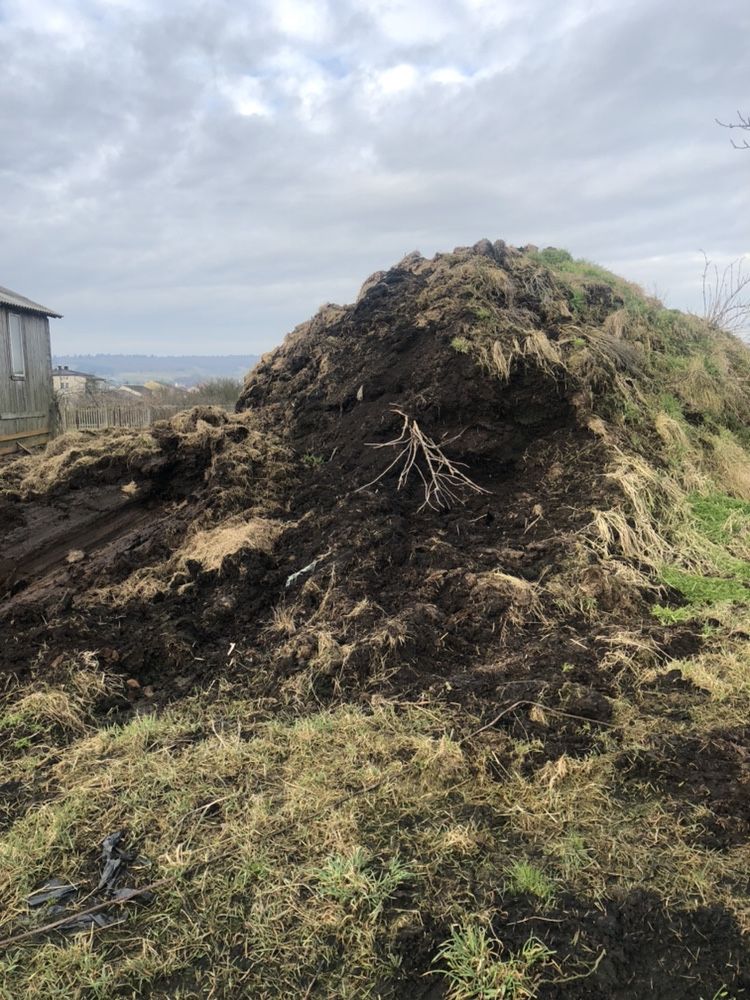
313, 846, 413, 917
505, 861, 556, 904
436, 924, 552, 1000
659, 393, 684, 419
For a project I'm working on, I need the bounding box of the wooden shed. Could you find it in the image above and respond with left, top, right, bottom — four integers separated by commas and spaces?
0, 285, 61, 455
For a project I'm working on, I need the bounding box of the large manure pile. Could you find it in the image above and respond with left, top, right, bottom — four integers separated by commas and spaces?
2, 241, 750, 998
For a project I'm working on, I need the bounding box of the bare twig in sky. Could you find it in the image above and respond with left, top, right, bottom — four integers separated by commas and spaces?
716, 111, 750, 149
701, 251, 750, 333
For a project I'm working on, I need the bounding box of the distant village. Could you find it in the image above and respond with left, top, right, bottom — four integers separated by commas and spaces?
1, 282, 243, 455
50, 364, 230, 404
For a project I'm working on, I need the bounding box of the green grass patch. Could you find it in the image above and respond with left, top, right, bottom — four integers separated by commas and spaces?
662, 567, 750, 605
654, 566, 750, 624
312, 846, 413, 918
659, 393, 684, 420
505, 861, 556, 905
451, 336, 472, 354
688, 493, 750, 546
533, 247, 617, 286
436, 924, 553, 1000
652, 492, 750, 623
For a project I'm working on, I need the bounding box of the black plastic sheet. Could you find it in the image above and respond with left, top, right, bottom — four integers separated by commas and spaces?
25, 831, 152, 934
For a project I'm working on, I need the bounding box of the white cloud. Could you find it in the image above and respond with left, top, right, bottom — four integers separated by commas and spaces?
273, 0, 331, 42
360, 0, 459, 45
1, 0, 93, 47
217, 74, 273, 118
377, 62, 420, 94
428, 66, 471, 86
267, 48, 336, 128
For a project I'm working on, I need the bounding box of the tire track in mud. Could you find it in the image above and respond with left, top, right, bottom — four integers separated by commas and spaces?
0, 499, 165, 612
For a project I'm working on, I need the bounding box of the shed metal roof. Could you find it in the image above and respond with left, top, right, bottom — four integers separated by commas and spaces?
0, 285, 62, 318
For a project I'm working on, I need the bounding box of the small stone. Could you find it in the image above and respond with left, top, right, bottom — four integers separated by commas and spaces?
143, 685, 155, 699
126, 678, 141, 690
66, 549, 85, 564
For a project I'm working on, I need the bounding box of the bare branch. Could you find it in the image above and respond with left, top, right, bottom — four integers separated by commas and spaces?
355, 408, 490, 511
716, 111, 750, 149
700, 251, 750, 333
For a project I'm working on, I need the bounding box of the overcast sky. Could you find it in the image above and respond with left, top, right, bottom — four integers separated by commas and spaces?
1, 0, 747, 355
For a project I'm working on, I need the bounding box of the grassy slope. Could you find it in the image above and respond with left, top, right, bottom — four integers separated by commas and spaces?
3, 247, 750, 997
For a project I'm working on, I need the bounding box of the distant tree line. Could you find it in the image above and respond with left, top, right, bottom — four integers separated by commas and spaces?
189, 378, 243, 406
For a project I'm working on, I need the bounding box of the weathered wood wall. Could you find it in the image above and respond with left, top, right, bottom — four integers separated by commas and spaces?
0, 306, 54, 454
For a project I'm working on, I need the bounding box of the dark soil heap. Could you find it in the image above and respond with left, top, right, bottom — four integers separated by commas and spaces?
1, 242, 630, 715
2, 241, 750, 998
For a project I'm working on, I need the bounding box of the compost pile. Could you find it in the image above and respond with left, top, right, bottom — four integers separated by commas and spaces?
2, 240, 750, 998
0, 241, 634, 719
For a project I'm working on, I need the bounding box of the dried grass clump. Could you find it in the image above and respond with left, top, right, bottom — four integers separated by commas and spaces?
0, 654, 121, 754
1, 429, 159, 498
709, 432, 750, 501
180, 518, 283, 573
8, 690, 87, 736
677, 356, 725, 415
471, 326, 567, 383
472, 571, 544, 627
546, 546, 653, 622
590, 448, 750, 583
654, 412, 692, 457
90, 516, 286, 606
450, 258, 514, 304
520, 328, 564, 373
590, 455, 685, 571
576, 327, 644, 376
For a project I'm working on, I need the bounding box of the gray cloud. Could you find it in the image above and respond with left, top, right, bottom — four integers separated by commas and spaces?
1, 0, 748, 353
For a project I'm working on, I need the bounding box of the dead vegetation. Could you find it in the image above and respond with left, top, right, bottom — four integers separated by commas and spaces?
356, 407, 490, 511
701, 251, 750, 334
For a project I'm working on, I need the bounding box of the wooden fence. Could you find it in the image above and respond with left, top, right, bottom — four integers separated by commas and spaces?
58, 404, 184, 433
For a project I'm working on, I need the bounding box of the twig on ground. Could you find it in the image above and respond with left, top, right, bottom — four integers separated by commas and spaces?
355, 408, 490, 511
0, 881, 170, 950
463, 700, 616, 742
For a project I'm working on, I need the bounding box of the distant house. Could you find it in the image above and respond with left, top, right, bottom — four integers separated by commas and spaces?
51, 365, 109, 397
0, 285, 61, 455
118, 384, 153, 399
